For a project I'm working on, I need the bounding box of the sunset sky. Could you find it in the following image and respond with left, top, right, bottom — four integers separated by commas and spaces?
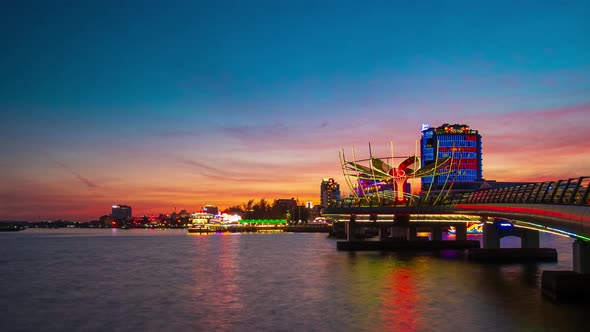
1, 1, 589, 221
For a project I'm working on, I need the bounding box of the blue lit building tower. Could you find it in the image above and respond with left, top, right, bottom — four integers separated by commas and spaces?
420, 123, 483, 190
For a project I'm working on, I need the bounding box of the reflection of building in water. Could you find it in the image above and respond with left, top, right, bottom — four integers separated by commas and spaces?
321, 178, 340, 207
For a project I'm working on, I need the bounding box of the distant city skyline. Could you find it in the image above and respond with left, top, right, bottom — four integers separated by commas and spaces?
1, 1, 589, 221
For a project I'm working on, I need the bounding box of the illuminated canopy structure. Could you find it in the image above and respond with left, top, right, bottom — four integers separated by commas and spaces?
339, 143, 461, 206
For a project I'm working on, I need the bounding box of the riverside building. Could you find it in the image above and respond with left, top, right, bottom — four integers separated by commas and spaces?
111, 204, 132, 221
320, 178, 340, 207
420, 123, 483, 190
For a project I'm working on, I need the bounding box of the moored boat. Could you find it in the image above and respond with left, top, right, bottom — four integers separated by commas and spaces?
187, 212, 216, 233
187, 225, 214, 233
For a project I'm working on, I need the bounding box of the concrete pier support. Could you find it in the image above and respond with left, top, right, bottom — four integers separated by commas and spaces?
336, 213, 479, 251
482, 222, 500, 249
389, 214, 410, 240
346, 215, 357, 242
482, 220, 541, 249
521, 228, 540, 248
408, 225, 417, 241
573, 240, 590, 274
394, 214, 410, 225
378, 225, 390, 241
471, 220, 556, 262
431, 227, 443, 241
542, 240, 590, 302
455, 223, 467, 241
390, 226, 409, 241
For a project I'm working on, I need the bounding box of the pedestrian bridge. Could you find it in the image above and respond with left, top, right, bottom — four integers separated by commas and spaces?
323, 176, 590, 241
323, 177, 590, 301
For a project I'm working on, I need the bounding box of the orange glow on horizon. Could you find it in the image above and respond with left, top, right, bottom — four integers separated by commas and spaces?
2, 103, 589, 221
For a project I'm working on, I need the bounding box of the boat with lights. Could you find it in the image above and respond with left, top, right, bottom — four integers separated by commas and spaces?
187, 213, 216, 233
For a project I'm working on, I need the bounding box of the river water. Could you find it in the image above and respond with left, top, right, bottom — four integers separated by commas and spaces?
1, 229, 588, 331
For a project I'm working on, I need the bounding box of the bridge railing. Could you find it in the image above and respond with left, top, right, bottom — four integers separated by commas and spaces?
448, 177, 589, 206
331, 190, 421, 208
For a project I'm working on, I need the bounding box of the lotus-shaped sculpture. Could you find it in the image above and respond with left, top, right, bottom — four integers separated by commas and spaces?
340, 148, 457, 205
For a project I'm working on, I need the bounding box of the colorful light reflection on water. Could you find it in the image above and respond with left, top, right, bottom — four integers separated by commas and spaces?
1, 229, 590, 331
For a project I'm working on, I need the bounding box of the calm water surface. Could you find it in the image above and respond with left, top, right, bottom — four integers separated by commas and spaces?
1, 229, 588, 332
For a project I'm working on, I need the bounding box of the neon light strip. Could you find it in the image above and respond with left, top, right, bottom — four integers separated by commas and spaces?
443, 147, 462, 202
340, 149, 360, 201
546, 227, 576, 237
515, 220, 590, 241
424, 139, 439, 202
352, 145, 369, 203
434, 142, 455, 204
368, 143, 381, 204
408, 220, 480, 223
455, 204, 582, 220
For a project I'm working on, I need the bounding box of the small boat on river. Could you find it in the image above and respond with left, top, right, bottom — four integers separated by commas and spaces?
187, 212, 216, 233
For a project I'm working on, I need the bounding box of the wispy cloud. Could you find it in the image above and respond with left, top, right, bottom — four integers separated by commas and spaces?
180, 159, 223, 173
73, 173, 99, 189
47, 155, 100, 189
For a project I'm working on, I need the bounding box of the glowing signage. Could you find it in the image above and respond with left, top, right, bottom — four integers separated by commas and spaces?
449, 223, 483, 234
439, 124, 472, 134
421, 123, 430, 131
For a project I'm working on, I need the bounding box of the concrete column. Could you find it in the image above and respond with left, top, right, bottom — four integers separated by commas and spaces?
432, 226, 443, 241
521, 229, 540, 248
346, 215, 357, 242
483, 222, 500, 249
378, 225, 390, 241
408, 225, 417, 241
394, 214, 410, 225
390, 226, 409, 241
573, 240, 590, 274
455, 223, 467, 241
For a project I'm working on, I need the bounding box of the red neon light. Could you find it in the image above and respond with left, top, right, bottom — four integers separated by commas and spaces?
455, 204, 580, 221
440, 147, 478, 153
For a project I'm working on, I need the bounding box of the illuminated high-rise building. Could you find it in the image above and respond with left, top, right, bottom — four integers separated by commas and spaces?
111, 204, 132, 221
320, 178, 340, 207
420, 123, 483, 190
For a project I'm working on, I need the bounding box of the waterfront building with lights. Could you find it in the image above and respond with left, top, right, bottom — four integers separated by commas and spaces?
320, 178, 340, 207
111, 204, 132, 221
420, 123, 483, 190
